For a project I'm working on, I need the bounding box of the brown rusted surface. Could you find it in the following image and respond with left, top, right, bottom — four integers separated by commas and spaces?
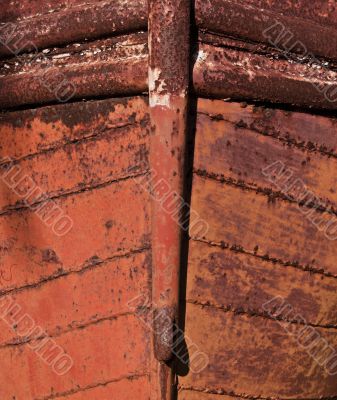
196, 103, 337, 213
153, 306, 176, 362
187, 240, 337, 327
198, 99, 337, 156
238, 0, 337, 29
199, 30, 277, 55
179, 304, 337, 398
0, 0, 147, 57
148, 0, 190, 398
195, 0, 337, 62
0, 33, 148, 109
194, 42, 337, 110
192, 174, 337, 276
179, 391, 240, 400
0, 0, 105, 23
193, 100, 337, 276
4, 32, 337, 111
178, 98, 337, 399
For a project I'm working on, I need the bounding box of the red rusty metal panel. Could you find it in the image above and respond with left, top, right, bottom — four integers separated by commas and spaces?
0, 0, 148, 56
0, 315, 150, 399
195, 0, 337, 62
1, 1, 336, 399
0, 166, 150, 293
0, 33, 148, 108
0, 98, 150, 294
194, 42, 337, 110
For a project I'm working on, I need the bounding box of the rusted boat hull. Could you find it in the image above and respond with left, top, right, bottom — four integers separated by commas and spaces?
0, 1, 337, 399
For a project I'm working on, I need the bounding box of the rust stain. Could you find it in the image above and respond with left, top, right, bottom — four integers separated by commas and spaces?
233, 0, 337, 29
195, 102, 337, 212
0, 0, 148, 57
0, 33, 148, 109
195, 0, 337, 62
153, 306, 176, 362
194, 42, 337, 110
179, 304, 337, 398
187, 240, 337, 327
0, 96, 148, 160
181, 94, 337, 397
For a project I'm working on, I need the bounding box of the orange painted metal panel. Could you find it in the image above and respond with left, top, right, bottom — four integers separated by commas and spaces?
0, 315, 150, 399
55, 375, 151, 399
0, 177, 150, 293
0, 97, 152, 399
0, 250, 150, 346
0, 113, 148, 212
0, 96, 148, 162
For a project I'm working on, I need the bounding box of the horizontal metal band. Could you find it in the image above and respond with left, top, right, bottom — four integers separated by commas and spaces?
196, 0, 337, 62
0, 33, 148, 109
0, 0, 147, 57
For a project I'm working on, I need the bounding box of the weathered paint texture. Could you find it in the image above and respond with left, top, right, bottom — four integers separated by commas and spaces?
178, 98, 337, 399
148, 0, 190, 358
180, 304, 337, 398
0, 0, 148, 56
194, 42, 337, 110
0, 98, 152, 399
5, 33, 337, 111
238, 0, 337, 28
0, 33, 148, 108
148, 0, 190, 399
195, 0, 337, 62
1, 1, 337, 400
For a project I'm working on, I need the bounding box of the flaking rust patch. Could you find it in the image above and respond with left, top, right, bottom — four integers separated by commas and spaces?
153, 306, 175, 362
149, 68, 170, 108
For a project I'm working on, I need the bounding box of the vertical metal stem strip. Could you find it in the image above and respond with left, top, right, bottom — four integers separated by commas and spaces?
148, 0, 191, 398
